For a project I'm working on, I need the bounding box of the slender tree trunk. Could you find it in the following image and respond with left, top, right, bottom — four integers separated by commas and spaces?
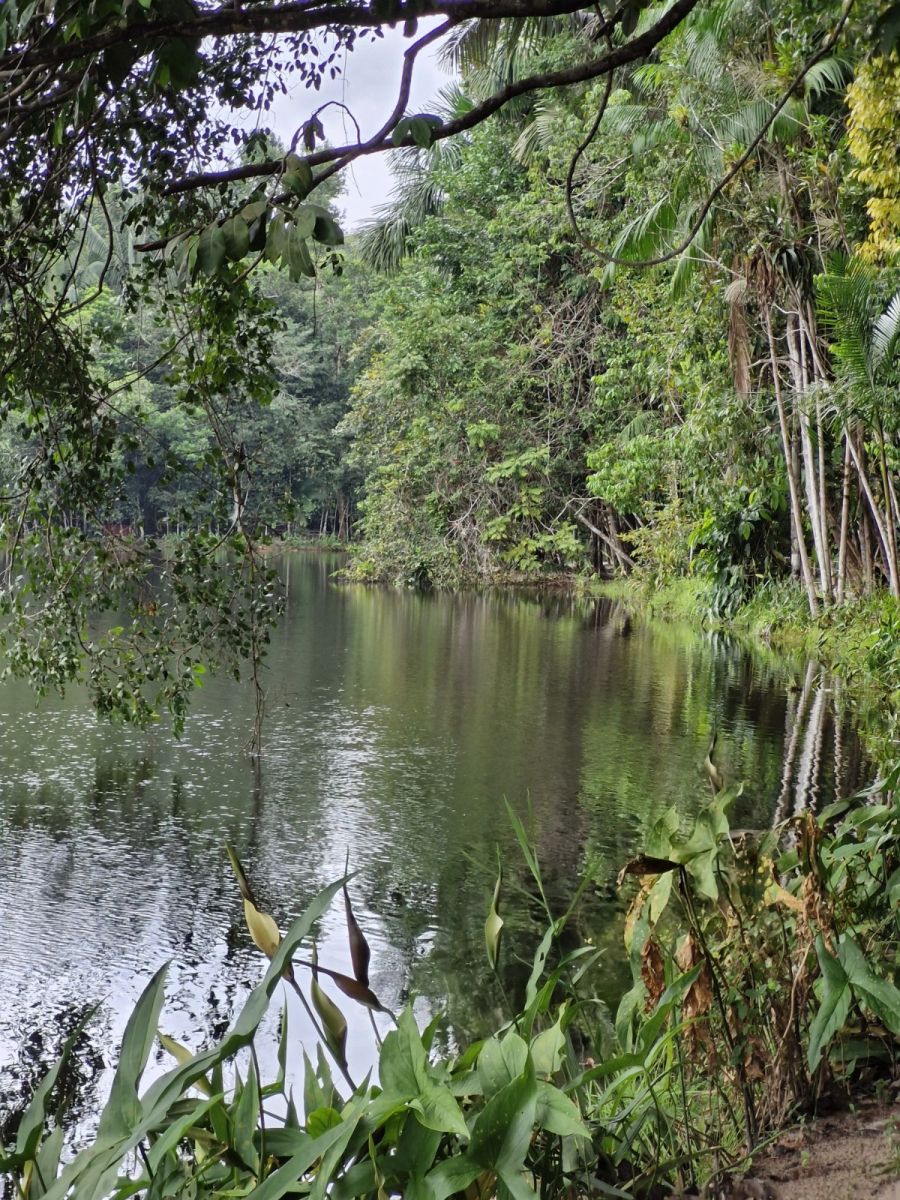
859, 506, 875, 593
836, 432, 852, 603
848, 430, 899, 596
788, 313, 832, 602
764, 308, 819, 616
876, 425, 900, 598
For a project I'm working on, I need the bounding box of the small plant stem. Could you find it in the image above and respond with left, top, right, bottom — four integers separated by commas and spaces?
674, 1015, 697, 1190
285, 973, 358, 1093
250, 1040, 266, 1179
367, 1008, 384, 1049
678, 868, 758, 1150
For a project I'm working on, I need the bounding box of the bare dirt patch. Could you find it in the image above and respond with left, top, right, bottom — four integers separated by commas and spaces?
736, 1101, 900, 1200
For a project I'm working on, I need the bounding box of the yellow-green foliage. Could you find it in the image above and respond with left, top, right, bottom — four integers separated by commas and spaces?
846, 53, 900, 261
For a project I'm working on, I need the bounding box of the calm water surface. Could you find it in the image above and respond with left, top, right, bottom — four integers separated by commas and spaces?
0, 554, 867, 1121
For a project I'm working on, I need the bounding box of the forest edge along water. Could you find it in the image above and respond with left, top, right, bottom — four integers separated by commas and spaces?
0, 553, 883, 1197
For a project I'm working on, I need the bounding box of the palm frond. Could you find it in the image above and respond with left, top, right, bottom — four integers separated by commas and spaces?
681, 27, 723, 83
872, 290, 900, 370
670, 206, 716, 298
513, 103, 564, 163
356, 139, 463, 273
716, 97, 804, 150
816, 262, 878, 392
803, 56, 852, 100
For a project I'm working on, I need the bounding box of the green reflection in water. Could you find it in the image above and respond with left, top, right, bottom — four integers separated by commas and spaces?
0, 554, 866, 1119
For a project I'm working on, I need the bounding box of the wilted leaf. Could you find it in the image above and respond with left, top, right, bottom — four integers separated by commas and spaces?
300, 959, 387, 1012
485, 862, 504, 970
674, 934, 712, 1021
244, 899, 281, 959
343, 883, 371, 987
640, 937, 666, 1009
616, 855, 680, 888
763, 880, 803, 913
226, 844, 256, 904
311, 975, 348, 1064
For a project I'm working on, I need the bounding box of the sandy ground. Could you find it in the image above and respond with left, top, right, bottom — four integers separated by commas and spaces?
732, 1101, 900, 1200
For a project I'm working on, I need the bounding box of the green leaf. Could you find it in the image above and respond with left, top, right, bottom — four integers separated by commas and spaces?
240, 1119, 356, 1200
312, 212, 344, 247
98, 964, 169, 1139
40, 882, 346, 1200
410, 1083, 469, 1139
28, 1126, 64, 1200
621, 0, 641, 37
283, 156, 314, 194
380, 1006, 428, 1097
240, 199, 268, 223
808, 935, 851, 1071
146, 1094, 222, 1172
311, 975, 348, 1064
424, 1156, 483, 1200
221, 216, 250, 262
197, 224, 227, 277
154, 37, 201, 87
839, 935, 900, 1034
408, 116, 436, 149
531, 1012, 565, 1077
478, 1032, 527, 1099
288, 228, 315, 280
14, 1010, 95, 1162
534, 1082, 589, 1138
233, 1057, 261, 1173
469, 1055, 537, 1175
292, 204, 318, 240
265, 212, 288, 265
284, 171, 311, 198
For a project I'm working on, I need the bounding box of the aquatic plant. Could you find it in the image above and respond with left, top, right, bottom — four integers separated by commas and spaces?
3, 776, 900, 1199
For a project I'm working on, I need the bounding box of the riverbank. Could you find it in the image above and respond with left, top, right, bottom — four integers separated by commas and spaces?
589, 574, 900, 763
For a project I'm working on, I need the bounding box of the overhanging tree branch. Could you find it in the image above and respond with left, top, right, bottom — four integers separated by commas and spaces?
159, 0, 701, 202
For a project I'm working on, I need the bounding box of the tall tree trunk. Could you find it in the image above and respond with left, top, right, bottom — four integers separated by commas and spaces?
788, 312, 832, 602
764, 308, 819, 616
836, 432, 852, 603
859, 506, 875, 593
875, 424, 900, 598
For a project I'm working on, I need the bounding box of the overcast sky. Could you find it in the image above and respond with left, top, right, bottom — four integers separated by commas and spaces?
268, 26, 450, 229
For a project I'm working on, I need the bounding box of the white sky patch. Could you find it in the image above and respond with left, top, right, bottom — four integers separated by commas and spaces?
269, 24, 450, 229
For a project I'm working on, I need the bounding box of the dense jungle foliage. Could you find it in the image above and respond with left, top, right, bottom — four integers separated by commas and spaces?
2, 0, 899, 737
43, 0, 900, 627
343, 0, 900, 618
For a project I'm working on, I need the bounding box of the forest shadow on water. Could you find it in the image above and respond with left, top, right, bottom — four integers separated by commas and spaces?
0, 554, 871, 1136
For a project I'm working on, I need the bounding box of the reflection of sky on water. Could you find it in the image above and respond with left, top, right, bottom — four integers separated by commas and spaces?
0, 556, 868, 1129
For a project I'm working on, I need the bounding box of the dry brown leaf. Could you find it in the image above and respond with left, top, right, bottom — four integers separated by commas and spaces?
641, 937, 666, 1009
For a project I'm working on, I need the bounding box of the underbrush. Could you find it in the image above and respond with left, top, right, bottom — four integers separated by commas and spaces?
3, 782, 900, 1199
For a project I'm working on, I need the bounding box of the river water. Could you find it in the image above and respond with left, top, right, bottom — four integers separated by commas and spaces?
0, 554, 867, 1127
